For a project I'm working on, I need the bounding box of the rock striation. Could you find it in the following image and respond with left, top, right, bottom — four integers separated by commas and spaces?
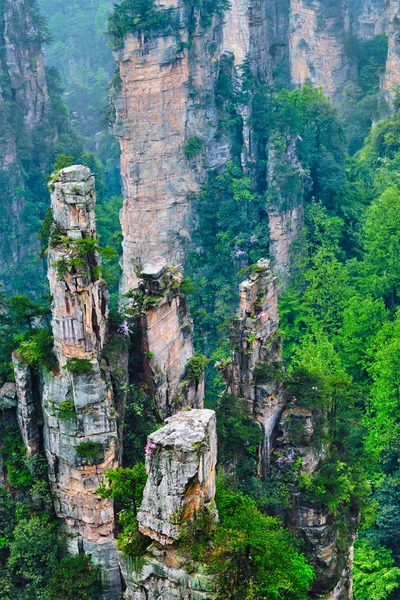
275, 406, 356, 599
266, 134, 308, 283
41, 166, 121, 599
138, 408, 217, 544
131, 262, 204, 420
113, 4, 225, 292
121, 408, 217, 599
12, 353, 40, 456
222, 259, 285, 476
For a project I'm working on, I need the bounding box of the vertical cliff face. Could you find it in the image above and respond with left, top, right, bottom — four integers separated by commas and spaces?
113, 3, 224, 292
131, 263, 204, 420
12, 354, 41, 456
120, 408, 217, 600
223, 259, 285, 476
276, 407, 355, 599
288, 0, 356, 99
42, 166, 121, 599
266, 135, 309, 282
380, 0, 400, 104
0, 0, 52, 293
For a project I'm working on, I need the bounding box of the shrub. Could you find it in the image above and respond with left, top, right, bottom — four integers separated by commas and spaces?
107, 0, 176, 50
97, 464, 150, 561
49, 555, 102, 600
180, 482, 314, 599
185, 354, 207, 384
183, 136, 204, 159
58, 401, 76, 419
15, 329, 56, 372
64, 358, 93, 375
76, 441, 102, 461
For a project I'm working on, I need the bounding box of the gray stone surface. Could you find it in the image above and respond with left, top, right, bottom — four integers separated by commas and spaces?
138, 409, 217, 544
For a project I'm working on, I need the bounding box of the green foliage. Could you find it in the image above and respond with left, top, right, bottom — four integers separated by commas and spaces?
76, 441, 102, 462
107, 0, 176, 50
353, 540, 400, 600
363, 187, 400, 304
48, 554, 102, 600
185, 354, 207, 384
7, 516, 59, 590
120, 385, 160, 466
57, 401, 76, 419
183, 136, 204, 159
338, 33, 389, 154
215, 393, 262, 486
15, 328, 56, 372
180, 482, 314, 599
63, 358, 93, 375
97, 464, 150, 559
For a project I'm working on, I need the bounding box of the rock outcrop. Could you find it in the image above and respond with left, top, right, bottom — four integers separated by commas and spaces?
275, 406, 356, 599
113, 4, 224, 291
138, 409, 217, 544
267, 134, 308, 283
12, 354, 40, 456
121, 408, 217, 599
223, 259, 285, 476
130, 262, 204, 420
41, 166, 121, 599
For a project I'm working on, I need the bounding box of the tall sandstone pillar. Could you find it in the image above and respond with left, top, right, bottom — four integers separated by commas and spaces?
222, 259, 285, 476
120, 409, 217, 599
113, 1, 226, 292
43, 166, 121, 599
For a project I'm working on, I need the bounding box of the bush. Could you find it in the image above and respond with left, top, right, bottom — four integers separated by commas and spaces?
98, 464, 150, 560
49, 554, 102, 600
185, 355, 207, 384
15, 328, 56, 372
107, 0, 176, 50
183, 136, 204, 159
180, 482, 314, 599
76, 441, 102, 461
58, 401, 76, 419
64, 358, 93, 375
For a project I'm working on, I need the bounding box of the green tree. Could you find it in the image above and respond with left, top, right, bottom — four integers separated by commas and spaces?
363, 187, 400, 305
353, 540, 400, 600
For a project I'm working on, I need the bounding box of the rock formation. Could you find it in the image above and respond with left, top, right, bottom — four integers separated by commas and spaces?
131, 262, 204, 419
275, 406, 356, 599
0, 0, 53, 293
380, 0, 400, 104
113, 4, 225, 292
12, 354, 40, 456
222, 259, 284, 476
266, 134, 309, 283
120, 408, 217, 599
41, 166, 121, 599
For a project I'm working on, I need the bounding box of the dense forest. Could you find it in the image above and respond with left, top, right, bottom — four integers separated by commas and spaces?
1, 0, 400, 599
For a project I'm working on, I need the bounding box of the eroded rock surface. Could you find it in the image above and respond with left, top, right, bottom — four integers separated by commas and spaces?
42, 166, 121, 599
12, 354, 40, 456
132, 263, 204, 419
276, 405, 355, 599
0, 0, 53, 292
223, 259, 285, 475
138, 409, 217, 544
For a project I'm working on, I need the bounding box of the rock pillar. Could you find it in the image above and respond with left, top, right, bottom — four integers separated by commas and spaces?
42, 166, 121, 599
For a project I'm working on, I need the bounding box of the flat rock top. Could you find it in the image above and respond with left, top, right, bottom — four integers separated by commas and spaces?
149, 409, 215, 451
142, 263, 167, 278
57, 165, 92, 183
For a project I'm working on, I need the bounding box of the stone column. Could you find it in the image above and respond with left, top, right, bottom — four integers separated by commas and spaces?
43, 166, 121, 599
222, 259, 285, 475
120, 409, 217, 600
130, 262, 204, 420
